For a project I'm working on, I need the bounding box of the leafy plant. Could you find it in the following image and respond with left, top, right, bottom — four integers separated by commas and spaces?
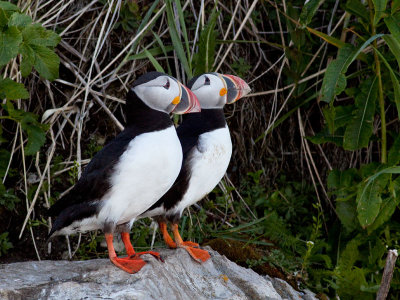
0, 2, 60, 254
114, 1, 141, 32
0, 1, 60, 155
302, 0, 400, 297
0, 182, 19, 210
0, 232, 12, 256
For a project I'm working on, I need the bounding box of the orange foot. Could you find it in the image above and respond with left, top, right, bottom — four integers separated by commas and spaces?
159, 222, 200, 249
171, 223, 211, 263
180, 241, 199, 248
110, 256, 146, 274
181, 245, 211, 263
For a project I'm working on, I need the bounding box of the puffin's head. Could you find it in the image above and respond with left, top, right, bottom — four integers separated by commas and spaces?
187, 73, 251, 109
131, 72, 200, 114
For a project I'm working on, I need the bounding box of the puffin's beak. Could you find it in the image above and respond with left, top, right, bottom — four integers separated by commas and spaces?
220, 74, 251, 104
173, 83, 201, 114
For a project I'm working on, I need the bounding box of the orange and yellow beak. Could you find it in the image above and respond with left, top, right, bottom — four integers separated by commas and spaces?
220, 74, 251, 104
172, 83, 201, 114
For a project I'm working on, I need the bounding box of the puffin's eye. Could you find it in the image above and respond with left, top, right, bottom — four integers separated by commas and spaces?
204, 76, 210, 85
163, 79, 170, 89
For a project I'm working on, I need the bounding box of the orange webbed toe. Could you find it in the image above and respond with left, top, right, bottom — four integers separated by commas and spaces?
183, 246, 211, 263
110, 256, 146, 274
179, 241, 199, 248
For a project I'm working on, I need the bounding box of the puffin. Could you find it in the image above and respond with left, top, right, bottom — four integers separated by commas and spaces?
139, 73, 250, 262
48, 72, 200, 274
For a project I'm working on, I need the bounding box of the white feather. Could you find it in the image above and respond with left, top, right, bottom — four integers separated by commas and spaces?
57, 126, 182, 235
172, 126, 232, 216
141, 125, 232, 220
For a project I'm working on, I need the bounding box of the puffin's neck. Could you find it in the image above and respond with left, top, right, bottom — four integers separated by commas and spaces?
179, 108, 226, 134
124, 90, 172, 131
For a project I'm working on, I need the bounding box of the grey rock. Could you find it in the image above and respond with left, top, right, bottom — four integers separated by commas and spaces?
265, 275, 318, 300
0, 247, 318, 300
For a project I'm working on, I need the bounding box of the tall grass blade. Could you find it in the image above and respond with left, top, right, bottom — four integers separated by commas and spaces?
152, 31, 172, 74
165, 0, 192, 78
193, 7, 219, 75
131, 0, 161, 51
143, 49, 165, 72
173, 0, 191, 71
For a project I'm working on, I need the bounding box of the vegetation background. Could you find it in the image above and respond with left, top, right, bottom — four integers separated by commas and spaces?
1, 0, 400, 299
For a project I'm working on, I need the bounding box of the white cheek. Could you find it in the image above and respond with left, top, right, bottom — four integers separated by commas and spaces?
194, 87, 222, 109
134, 86, 171, 112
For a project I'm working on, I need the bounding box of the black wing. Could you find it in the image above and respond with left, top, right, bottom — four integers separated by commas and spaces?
48, 127, 140, 217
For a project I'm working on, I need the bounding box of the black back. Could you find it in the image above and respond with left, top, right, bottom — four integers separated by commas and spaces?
48, 88, 172, 236
146, 109, 226, 219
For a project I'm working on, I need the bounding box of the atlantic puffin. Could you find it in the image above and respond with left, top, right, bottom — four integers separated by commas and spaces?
48, 72, 200, 273
139, 73, 250, 262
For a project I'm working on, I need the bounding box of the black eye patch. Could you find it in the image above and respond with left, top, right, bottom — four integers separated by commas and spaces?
204, 76, 210, 85
164, 80, 170, 89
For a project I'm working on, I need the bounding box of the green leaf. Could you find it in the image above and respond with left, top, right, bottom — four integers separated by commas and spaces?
345, 0, 369, 22
31, 45, 60, 81
343, 77, 378, 150
322, 104, 335, 133
327, 168, 359, 200
307, 129, 344, 145
337, 200, 358, 232
0, 78, 29, 100
20, 113, 47, 155
384, 15, 400, 42
338, 237, 361, 271
373, 44, 400, 121
357, 173, 389, 228
309, 104, 355, 146
306, 26, 347, 48
143, 49, 165, 72
383, 35, 400, 69
165, 0, 192, 78
193, 7, 219, 75
22, 23, 60, 47
0, 8, 9, 28
372, 0, 388, 25
388, 135, 400, 165
19, 43, 35, 77
368, 196, 399, 233
366, 166, 400, 184
0, 1, 19, 11
8, 12, 32, 28
300, 0, 324, 26
0, 26, 22, 66
320, 46, 356, 103
334, 105, 354, 129
320, 34, 384, 103
307, 127, 344, 146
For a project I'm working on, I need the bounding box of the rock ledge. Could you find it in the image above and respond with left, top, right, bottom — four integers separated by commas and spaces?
0, 247, 317, 300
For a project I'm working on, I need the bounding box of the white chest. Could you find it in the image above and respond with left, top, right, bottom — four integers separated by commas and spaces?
98, 126, 182, 225
173, 126, 232, 215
